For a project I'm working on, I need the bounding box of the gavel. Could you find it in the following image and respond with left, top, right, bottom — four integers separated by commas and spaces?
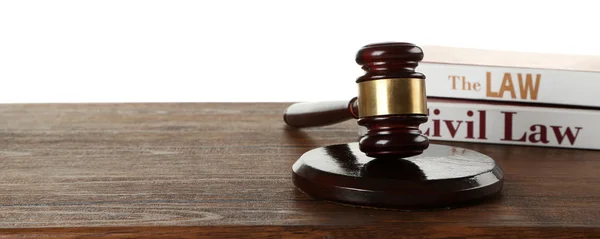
285, 42, 504, 210
283, 42, 429, 158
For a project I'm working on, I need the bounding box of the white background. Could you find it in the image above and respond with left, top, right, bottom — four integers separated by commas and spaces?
1, 0, 598, 103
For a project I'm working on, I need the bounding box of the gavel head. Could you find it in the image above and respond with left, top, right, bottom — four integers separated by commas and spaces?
355, 42, 429, 158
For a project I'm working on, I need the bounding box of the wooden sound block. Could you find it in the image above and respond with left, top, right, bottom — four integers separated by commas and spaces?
292, 143, 504, 210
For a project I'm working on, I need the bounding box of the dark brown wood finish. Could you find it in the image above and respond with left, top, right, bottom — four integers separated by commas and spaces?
0, 102, 599, 238
284, 43, 431, 158
283, 97, 358, 128
355, 42, 425, 82
357, 114, 430, 158
292, 142, 503, 210
356, 42, 430, 158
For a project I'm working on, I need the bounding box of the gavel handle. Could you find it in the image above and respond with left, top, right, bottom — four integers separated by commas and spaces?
283, 97, 359, 128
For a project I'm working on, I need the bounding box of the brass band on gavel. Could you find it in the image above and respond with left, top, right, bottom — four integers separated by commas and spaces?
357, 78, 427, 118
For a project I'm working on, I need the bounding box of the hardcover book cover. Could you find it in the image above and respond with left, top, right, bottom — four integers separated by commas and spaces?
418, 45, 600, 108
357, 98, 596, 150
421, 98, 594, 150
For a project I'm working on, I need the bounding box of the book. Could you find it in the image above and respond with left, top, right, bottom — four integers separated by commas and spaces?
417, 45, 600, 108
419, 98, 595, 150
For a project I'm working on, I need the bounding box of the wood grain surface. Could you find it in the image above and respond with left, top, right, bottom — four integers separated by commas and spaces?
0, 103, 599, 238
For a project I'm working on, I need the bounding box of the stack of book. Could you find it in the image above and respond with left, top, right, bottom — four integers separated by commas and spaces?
415, 45, 600, 150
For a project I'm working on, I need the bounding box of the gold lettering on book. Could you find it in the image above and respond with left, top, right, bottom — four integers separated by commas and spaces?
486, 72, 541, 100
473, 82, 481, 91
518, 73, 541, 100
448, 75, 481, 91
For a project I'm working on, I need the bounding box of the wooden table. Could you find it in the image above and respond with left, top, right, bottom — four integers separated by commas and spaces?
0, 103, 598, 238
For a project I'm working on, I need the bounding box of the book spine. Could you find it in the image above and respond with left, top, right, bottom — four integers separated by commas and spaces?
416, 101, 596, 150
418, 62, 600, 108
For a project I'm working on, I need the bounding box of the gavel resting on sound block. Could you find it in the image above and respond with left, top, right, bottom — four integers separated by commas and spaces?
283, 42, 504, 210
